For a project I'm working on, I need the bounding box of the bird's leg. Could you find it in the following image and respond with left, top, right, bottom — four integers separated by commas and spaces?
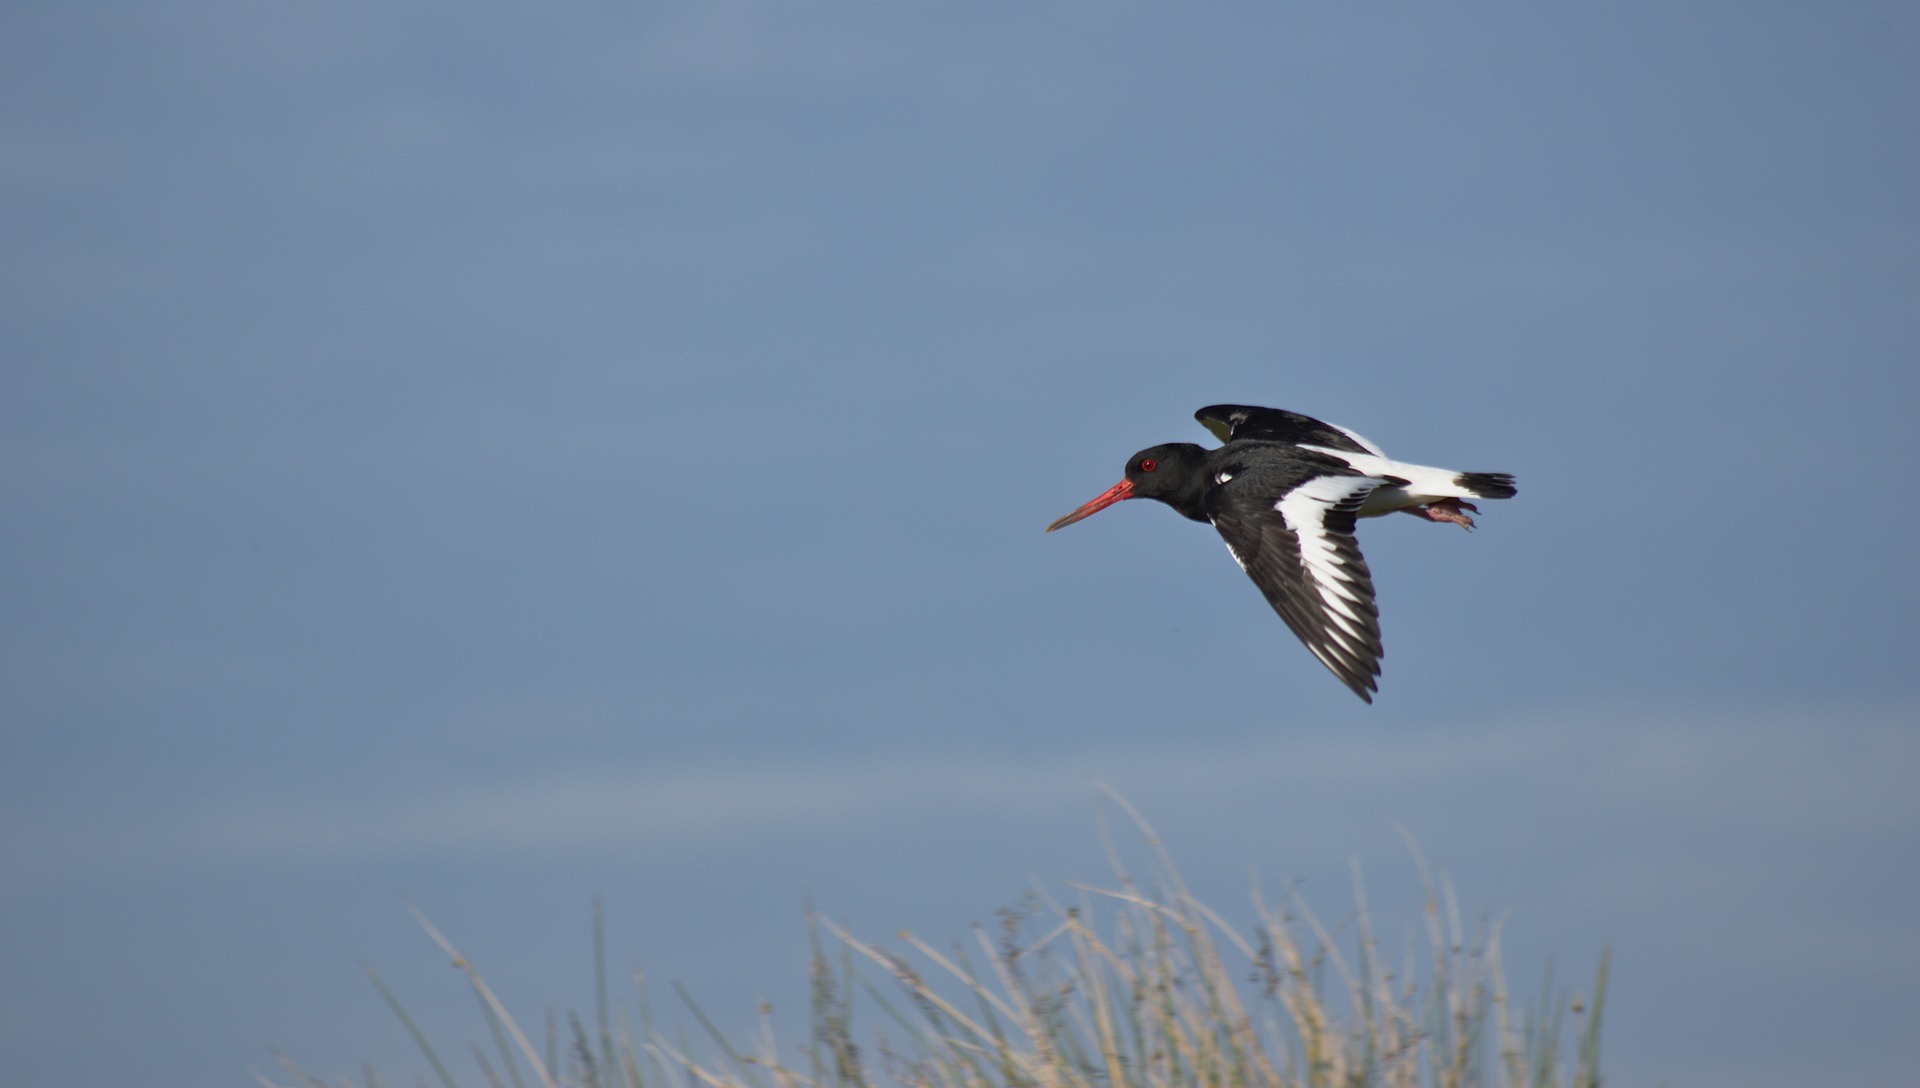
1406, 497, 1479, 530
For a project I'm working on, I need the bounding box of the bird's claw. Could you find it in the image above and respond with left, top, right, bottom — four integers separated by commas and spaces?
1411, 498, 1478, 530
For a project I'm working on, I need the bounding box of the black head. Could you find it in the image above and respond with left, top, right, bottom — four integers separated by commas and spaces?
1046, 442, 1212, 531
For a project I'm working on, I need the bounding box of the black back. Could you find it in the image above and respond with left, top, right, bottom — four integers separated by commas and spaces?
1195, 404, 1374, 455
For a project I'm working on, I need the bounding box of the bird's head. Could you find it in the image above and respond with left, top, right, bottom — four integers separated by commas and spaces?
1046, 442, 1211, 530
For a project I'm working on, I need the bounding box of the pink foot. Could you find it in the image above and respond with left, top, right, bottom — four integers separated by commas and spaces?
1409, 497, 1479, 530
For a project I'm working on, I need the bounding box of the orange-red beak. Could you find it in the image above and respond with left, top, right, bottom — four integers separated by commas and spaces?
1045, 478, 1134, 532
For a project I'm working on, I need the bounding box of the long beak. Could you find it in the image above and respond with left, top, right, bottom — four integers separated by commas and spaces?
1045, 479, 1134, 532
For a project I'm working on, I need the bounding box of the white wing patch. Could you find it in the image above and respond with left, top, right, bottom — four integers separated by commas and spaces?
1327, 423, 1386, 457
1297, 445, 1475, 512
1276, 476, 1381, 656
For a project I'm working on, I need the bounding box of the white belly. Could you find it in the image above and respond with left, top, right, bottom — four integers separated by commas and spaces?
1298, 445, 1472, 516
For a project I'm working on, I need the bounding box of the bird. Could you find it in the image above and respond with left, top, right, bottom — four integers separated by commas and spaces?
1045, 404, 1516, 702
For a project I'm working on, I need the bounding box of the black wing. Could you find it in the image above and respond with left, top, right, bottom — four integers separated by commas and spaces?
1195, 404, 1380, 456
1207, 469, 1386, 702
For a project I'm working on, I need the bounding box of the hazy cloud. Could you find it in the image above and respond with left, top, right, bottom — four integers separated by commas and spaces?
13, 701, 1904, 874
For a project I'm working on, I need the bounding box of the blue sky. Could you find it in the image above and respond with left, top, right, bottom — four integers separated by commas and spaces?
2, 3, 1916, 1086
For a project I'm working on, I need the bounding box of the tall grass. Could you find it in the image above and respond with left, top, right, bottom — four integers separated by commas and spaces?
265, 804, 1605, 1088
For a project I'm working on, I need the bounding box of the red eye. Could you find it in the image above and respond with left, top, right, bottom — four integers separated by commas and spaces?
1138, 458, 1157, 472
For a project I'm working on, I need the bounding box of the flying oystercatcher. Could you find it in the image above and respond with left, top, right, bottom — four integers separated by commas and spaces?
1046, 404, 1516, 702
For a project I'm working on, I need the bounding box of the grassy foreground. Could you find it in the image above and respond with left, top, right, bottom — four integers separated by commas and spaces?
266, 804, 1606, 1088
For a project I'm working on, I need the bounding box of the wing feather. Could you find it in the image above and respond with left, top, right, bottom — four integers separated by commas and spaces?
1208, 473, 1385, 701
1195, 404, 1385, 456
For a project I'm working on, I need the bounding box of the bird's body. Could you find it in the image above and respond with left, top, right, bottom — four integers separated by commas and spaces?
1046, 404, 1515, 702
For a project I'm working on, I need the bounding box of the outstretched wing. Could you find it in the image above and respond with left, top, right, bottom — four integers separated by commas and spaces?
1195, 404, 1385, 456
1207, 470, 1386, 702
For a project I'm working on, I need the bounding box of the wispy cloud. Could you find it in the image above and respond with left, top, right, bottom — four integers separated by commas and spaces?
14, 701, 1913, 877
